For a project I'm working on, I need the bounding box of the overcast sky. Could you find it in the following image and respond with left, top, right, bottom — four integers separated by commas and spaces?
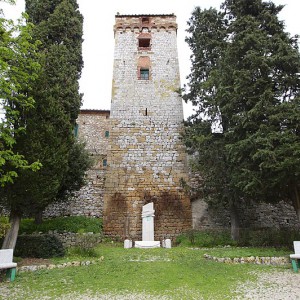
2, 0, 299, 119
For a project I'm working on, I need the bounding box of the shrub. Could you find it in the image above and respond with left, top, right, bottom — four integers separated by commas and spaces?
67, 231, 102, 257
19, 216, 103, 234
176, 229, 236, 247
176, 228, 300, 249
15, 234, 65, 258
238, 228, 300, 249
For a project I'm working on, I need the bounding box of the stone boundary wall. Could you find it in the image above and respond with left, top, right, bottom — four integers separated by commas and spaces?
203, 253, 290, 266
18, 257, 104, 273
192, 198, 300, 231
46, 231, 102, 248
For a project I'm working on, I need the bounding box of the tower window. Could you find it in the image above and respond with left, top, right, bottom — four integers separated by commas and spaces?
105, 130, 110, 138
138, 38, 151, 49
103, 159, 107, 167
140, 68, 149, 80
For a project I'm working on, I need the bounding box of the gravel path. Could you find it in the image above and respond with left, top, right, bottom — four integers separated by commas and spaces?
234, 269, 300, 299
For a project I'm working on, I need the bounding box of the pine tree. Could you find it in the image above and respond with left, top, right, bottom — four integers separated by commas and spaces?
184, 0, 300, 235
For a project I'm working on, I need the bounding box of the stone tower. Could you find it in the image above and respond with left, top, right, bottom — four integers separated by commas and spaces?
103, 14, 192, 240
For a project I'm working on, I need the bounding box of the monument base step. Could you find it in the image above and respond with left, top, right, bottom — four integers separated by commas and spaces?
134, 241, 160, 248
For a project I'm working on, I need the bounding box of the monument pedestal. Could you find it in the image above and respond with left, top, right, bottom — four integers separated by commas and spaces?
124, 202, 163, 249
134, 241, 160, 248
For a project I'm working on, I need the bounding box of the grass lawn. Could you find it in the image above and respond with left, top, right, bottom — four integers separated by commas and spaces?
0, 244, 291, 300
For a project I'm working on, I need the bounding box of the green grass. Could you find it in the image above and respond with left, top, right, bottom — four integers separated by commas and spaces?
0, 244, 292, 300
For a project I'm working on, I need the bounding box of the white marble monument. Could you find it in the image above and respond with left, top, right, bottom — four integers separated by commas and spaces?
135, 202, 160, 248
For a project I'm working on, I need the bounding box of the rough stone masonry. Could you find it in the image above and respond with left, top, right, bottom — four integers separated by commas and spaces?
103, 14, 192, 240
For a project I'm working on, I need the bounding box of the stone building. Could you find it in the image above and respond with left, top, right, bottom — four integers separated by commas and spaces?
103, 14, 192, 240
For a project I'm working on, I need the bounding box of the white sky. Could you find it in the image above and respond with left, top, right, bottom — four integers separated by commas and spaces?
2, 0, 299, 119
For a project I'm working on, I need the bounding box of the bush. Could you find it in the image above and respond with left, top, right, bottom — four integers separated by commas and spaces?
15, 234, 65, 258
238, 228, 300, 249
176, 228, 300, 249
66, 231, 102, 257
19, 216, 103, 234
176, 229, 236, 247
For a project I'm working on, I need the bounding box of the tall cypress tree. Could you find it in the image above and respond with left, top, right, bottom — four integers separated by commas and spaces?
184, 0, 300, 236
1, 0, 90, 249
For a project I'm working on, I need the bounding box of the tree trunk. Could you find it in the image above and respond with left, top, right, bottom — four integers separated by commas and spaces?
229, 203, 240, 241
34, 210, 43, 225
2, 211, 21, 250
292, 185, 300, 223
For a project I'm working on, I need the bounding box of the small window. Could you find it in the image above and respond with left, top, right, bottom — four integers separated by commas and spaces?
105, 131, 109, 138
103, 159, 107, 167
140, 69, 149, 80
138, 38, 150, 49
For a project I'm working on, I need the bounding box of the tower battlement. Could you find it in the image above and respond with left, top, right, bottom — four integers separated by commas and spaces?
114, 14, 178, 33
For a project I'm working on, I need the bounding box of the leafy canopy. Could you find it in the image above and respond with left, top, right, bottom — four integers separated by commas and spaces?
0, 4, 41, 187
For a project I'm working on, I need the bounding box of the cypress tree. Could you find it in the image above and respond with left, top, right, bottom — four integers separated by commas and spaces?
1, 0, 90, 249
184, 0, 300, 235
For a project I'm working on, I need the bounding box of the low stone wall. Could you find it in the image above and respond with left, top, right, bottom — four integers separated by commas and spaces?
203, 253, 290, 266
18, 257, 104, 273
47, 231, 102, 248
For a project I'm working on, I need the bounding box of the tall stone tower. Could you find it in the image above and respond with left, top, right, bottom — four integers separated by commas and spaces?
103, 14, 191, 241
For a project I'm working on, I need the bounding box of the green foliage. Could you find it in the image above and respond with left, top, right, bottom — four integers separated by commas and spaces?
0, 5, 41, 187
56, 140, 93, 201
19, 217, 103, 234
0, 216, 10, 238
67, 231, 102, 258
184, 0, 300, 221
176, 229, 236, 247
0, 1, 88, 224
14, 234, 65, 258
238, 228, 300, 249
176, 228, 300, 249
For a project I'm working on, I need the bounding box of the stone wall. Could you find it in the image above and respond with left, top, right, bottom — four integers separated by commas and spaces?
192, 198, 299, 230
189, 165, 299, 230
51, 231, 102, 248
43, 110, 110, 219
